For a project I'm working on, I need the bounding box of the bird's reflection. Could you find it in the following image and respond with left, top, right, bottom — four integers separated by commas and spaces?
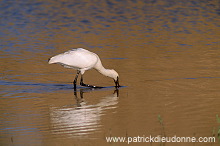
50, 87, 119, 138
74, 87, 119, 107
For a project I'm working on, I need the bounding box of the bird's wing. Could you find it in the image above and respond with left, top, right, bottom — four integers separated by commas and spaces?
53, 49, 98, 69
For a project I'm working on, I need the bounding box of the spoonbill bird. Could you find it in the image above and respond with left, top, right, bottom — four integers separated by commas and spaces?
48, 48, 120, 89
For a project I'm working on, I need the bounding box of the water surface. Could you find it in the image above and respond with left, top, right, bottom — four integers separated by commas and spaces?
1, 0, 220, 145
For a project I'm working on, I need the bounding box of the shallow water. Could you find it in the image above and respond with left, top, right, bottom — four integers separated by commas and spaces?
1, 0, 220, 146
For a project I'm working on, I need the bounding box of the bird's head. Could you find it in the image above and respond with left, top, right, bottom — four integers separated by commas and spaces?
114, 76, 120, 88
106, 69, 120, 88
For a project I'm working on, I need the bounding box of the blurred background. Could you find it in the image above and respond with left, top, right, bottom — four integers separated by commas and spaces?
0, 0, 220, 145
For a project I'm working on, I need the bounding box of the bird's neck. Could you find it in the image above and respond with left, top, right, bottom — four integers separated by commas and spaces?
94, 59, 112, 77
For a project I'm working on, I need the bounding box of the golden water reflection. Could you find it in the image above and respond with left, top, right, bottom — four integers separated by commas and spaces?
0, 0, 220, 145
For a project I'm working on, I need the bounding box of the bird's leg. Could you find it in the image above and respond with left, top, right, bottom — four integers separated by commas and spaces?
73, 70, 80, 90
80, 75, 103, 88
80, 75, 88, 87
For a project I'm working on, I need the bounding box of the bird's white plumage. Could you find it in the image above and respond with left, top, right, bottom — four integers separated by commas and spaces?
48, 48, 119, 82
49, 48, 98, 69
49, 48, 98, 72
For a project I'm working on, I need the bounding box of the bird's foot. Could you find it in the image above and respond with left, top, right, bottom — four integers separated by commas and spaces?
80, 82, 103, 88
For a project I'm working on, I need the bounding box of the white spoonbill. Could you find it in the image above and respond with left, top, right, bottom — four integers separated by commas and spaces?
48, 48, 120, 89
